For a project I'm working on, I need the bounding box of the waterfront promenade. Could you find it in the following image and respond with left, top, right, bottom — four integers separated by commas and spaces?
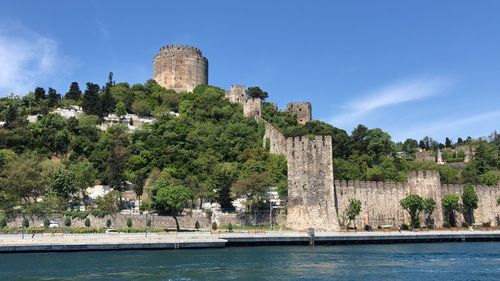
1, 229, 500, 252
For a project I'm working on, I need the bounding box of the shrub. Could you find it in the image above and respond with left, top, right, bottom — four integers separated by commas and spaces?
0, 217, 6, 228
84, 218, 91, 228
64, 210, 90, 220
400, 223, 409, 230
461, 222, 469, 228
212, 222, 217, 231
482, 222, 491, 228
127, 218, 132, 228
377, 225, 382, 230
443, 222, 450, 228
64, 217, 71, 227
22, 218, 29, 228
43, 218, 50, 228
194, 221, 200, 231
106, 219, 112, 228
228, 223, 233, 232
146, 218, 152, 227
364, 224, 372, 231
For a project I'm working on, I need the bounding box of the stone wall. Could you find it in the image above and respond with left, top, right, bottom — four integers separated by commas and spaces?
6, 210, 285, 229
153, 44, 208, 92
286, 135, 338, 231
441, 183, 500, 226
285, 102, 312, 125
335, 170, 500, 228
259, 117, 287, 155
415, 150, 435, 162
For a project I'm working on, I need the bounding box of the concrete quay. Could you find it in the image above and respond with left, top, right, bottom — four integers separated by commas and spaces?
1, 230, 499, 253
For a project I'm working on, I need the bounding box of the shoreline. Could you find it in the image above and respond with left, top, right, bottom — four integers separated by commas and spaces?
1, 230, 500, 253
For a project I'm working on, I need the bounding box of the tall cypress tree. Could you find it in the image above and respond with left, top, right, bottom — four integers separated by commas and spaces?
101, 72, 116, 115
82, 82, 102, 116
47, 88, 61, 108
34, 87, 46, 102
65, 82, 82, 100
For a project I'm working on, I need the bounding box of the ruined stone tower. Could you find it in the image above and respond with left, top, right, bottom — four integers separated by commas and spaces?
286, 102, 312, 125
153, 44, 208, 92
225, 85, 262, 117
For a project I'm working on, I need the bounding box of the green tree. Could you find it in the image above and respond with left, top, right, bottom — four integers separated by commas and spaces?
0, 217, 6, 228
150, 179, 192, 231
442, 193, 460, 227
101, 72, 116, 115
34, 87, 46, 102
115, 101, 127, 117
422, 198, 436, 228
342, 198, 362, 229
22, 217, 29, 228
4, 105, 18, 128
106, 219, 112, 228
400, 194, 424, 229
231, 173, 272, 212
43, 217, 50, 228
82, 83, 102, 116
126, 218, 132, 228
195, 221, 200, 230
212, 221, 217, 230
247, 86, 268, 100
47, 88, 60, 108
64, 216, 71, 227
51, 168, 78, 200
96, 191, 121, 217
462, 184, 479, 225
65, 82, 82, 100
84, 217, 91, 228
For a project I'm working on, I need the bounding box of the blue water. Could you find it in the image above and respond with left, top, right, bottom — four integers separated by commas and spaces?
1, 242, 500, 280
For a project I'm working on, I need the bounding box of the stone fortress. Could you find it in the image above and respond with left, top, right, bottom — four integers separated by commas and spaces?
154, 45, 500, 231
153, 44, 208, 92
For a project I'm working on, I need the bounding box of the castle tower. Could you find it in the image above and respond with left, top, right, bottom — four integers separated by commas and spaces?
286, 102, 312, 125
153, 44, 208, 92
225, 85, 247, 104
286, 135, 339, 231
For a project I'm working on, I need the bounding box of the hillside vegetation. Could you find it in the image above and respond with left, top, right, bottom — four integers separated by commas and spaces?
0, 80, 498, 222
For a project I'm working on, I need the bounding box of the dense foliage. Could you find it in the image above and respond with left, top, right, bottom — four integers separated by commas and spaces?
0, 78, 498, 224
0, 82, 286, 221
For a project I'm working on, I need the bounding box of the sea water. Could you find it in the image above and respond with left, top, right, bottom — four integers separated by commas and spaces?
0, 242, 499, 280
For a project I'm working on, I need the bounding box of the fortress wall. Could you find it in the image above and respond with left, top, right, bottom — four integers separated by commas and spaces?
335, 170, 444, 228
258, 117, 287, 156
336, 180, 408, 228
441, 183, 500, 226
286, 136, 338, 231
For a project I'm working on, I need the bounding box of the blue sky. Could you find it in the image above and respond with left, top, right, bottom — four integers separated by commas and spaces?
1, 1, 499, 142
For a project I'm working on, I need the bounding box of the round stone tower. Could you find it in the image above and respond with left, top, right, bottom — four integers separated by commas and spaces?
153, 44, 208, 92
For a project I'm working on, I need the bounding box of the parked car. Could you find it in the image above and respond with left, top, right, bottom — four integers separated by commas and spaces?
105, 228, 120, 234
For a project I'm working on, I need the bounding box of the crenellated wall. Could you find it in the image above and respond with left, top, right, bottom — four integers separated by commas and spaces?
441, 183, 500, 226
286, 135, 338, 231
335, 171, 500, 228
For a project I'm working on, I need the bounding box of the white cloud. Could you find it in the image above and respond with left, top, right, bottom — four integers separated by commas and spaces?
0, 24, 69, 96
395, 110, 500, 141
331, 76, 452, 126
